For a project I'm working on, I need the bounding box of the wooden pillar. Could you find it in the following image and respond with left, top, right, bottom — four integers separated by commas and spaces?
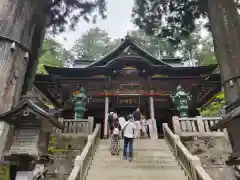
149, 90, 155, 119
148, 76, 153, 90
104, 96, 109, 138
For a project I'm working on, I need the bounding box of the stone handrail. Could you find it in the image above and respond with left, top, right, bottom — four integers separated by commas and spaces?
0, 122, 10, 158
67, 123, 101, 180
57, 117, 94, 134
163, 123, 212, 180
172, 116, 223, 135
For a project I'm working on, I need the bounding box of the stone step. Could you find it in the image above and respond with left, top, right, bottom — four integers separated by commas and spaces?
90, 163, 180, 169
97, 147, 171, 152
86, 140, 188, 180
95, 150, 173, 157
86, 169, 186, 180
87, 177, 187, 180
93, 155, 176, 161
45, 173, 69, 180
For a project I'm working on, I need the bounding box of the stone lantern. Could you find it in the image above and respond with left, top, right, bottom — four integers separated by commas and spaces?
72, 87, 88, 120
171, 85, 192, 117
0, 96, 64, 179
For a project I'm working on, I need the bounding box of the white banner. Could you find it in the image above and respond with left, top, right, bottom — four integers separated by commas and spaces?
15, 171, 34, 180
148, 119, 158, 139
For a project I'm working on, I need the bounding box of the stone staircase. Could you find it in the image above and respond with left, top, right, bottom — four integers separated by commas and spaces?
86, 139, 188, 180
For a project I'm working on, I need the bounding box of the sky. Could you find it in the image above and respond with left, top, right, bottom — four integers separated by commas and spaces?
56, 0, 136, 50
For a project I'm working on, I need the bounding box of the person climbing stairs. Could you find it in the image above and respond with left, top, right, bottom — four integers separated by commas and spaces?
86, 139, 188, 180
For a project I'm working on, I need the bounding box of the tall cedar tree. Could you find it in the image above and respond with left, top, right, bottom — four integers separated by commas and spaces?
0, 0, 106, 113
132, 0, 240, 105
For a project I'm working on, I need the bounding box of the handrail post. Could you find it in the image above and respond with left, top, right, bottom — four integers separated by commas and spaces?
163, 122, 213, 180
174, 134, 180, 157
88, 117, 94, 134
172, 116, 181, 134
191, 156, 202, 180
88, 134, 94, 158
67, 124, 101, 180
74, 156, 83, 180
196, 116, 205, 133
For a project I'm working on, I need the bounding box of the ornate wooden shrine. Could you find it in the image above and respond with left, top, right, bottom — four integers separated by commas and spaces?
34, 35, 221, 137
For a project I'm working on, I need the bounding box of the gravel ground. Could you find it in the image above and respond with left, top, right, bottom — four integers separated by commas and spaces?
182, 136, 238, 180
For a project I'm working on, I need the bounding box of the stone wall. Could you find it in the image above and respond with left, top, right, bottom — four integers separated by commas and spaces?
181, 136, 238, 180
46, 134, 87, 179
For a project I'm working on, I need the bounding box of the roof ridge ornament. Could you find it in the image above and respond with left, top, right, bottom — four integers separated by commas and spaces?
126, 31, 130, 39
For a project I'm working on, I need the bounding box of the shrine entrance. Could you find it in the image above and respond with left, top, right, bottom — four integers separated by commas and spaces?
113, 95, 150, 118
116, 107, 135, 118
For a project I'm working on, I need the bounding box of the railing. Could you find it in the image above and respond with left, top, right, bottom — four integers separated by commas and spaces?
163, 123, 213, 180
172, 116, 223, 135
0, 122, 10, 158
67, 124, 101, 180
58, 117, 94, 135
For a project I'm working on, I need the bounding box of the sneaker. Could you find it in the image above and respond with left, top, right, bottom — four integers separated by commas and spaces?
129, 158, 133, 162
123, 156, 127, 160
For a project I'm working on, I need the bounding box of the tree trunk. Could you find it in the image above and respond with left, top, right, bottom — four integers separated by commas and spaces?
207, 1, 240, 178
207, 0, 240, 105
0, 0, 50, 113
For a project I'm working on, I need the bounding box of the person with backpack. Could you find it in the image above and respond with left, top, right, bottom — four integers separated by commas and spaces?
108, 109, 118, 135
132, 108, 142, 139
110, 118, 121, 155
122, 115, 136, 162
108, 109, 118, 150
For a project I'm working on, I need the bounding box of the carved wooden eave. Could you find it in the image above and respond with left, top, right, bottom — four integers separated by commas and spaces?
91, 74, 107, 78
123, 66, 137, 70
0, 100, 64, 130
81, 35, 172, 68
152, 74, 169, 78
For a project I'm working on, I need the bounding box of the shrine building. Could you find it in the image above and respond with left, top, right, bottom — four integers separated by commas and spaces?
34, 35, 221, 137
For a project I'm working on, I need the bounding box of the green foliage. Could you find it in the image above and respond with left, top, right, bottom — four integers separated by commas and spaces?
132, 0, 240, 44
37, 35, 72, 74
70, 27, 216, 66
178, 24, 202, 62
129, 29, 176, 57
201, 91, 226, 116
0, 165, 10, 180
132, 0, 208, 44
71, 27, 120, 60
48, 134, 79, 153
49, 0, 106, 34
198, 34, 217, 65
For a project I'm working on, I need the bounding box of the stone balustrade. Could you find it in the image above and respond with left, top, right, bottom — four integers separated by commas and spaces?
0, 122, 10, 158
172, 116, 226, 137
163, 123, 213, 180
67, 124, 101, 180
57, 117, 94, 135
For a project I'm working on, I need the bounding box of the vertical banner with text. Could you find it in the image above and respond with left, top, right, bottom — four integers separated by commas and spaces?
148, 119, 158, 139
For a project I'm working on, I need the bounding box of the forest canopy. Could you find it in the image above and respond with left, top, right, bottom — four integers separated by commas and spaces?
48, 0, 107, 33
132, 0, 240, 44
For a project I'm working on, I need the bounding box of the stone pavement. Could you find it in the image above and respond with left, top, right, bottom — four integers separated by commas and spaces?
86, 139, 188, 180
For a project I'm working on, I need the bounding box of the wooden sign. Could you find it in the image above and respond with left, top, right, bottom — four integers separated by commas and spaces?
119, 84, 140, 91
117, 96, 140, 106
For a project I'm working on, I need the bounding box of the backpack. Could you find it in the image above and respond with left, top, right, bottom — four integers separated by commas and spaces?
108, 113, 114, 126
113, 127, 120, 135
